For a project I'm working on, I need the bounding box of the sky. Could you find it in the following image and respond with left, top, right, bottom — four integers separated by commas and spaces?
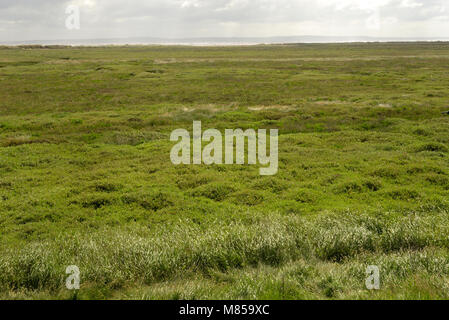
0, 0, 448, 42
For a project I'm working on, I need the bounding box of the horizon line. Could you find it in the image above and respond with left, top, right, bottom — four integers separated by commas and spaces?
2, 35, 449, 46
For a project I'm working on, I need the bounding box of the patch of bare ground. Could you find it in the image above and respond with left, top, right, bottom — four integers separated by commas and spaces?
248, 105, 294, 111
43, 59, 131, 65
161, 104, 232, 117
378, 103, 394, 108
313, 100, 345, 106
1, 135, 50, 147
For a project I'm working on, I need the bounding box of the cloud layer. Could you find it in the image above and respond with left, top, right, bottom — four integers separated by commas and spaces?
0, 0, 448, 41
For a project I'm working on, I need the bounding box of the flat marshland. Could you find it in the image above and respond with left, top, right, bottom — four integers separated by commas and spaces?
0, 43, 448, 299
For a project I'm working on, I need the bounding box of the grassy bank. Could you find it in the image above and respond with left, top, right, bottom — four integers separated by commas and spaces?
0, 43, 448, 299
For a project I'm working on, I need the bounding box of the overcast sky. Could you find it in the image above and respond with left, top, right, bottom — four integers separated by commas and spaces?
0, 0, 448, 42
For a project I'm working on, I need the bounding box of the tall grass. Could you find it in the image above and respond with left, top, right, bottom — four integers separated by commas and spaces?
1, 207, 449, 296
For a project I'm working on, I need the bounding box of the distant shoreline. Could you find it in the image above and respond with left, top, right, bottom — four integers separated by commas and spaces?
2, 41, 449, 48
2, 36, 449, 47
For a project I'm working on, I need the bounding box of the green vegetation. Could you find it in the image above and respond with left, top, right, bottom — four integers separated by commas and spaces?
0, 43, 448, 300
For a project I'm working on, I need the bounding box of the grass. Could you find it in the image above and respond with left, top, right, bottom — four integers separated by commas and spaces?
0, 43, 448, 299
